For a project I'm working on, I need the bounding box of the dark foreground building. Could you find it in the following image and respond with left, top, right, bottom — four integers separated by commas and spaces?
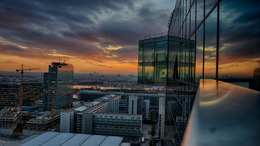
138, 0, 260, 145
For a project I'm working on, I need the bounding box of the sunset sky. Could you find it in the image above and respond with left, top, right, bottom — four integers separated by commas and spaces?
0, 0, 174, 74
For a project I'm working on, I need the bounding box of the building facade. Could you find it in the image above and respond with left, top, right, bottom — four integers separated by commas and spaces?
92, 113, 142, 140
138, 0, 260, 144
138, 36, 195, 85
0, 84, 19, 109
0, 83, 42, 109
107, 96, 121, 113
43, 62, 74, 111
60, 112, 74, 133
23, 83, 43, 106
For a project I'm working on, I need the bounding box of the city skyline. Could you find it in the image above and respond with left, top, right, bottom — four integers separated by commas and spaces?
0, 0, 174, 74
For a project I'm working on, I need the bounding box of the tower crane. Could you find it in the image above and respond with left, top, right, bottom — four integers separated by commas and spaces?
14, 64, 40, 136
44, 87, 75, 129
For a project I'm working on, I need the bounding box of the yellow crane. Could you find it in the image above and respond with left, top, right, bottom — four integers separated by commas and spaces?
14, 64, 40, 136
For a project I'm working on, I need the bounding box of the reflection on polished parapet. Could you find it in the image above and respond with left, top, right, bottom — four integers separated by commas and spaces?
183, 79, 260, 146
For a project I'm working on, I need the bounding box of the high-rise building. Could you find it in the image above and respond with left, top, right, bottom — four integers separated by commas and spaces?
138, 0, 260, 145
43, 62, 74, 111
138, 36, 195, 85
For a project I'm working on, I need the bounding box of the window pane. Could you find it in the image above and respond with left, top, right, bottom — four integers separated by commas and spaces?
143, 43, 154, 62
144, 63, 154, 83
191, 3, 196, 34
205, 0, 218, 15
138, 44, 143, 63
204, 7, 217, 79
190, 35, 196, 82
195, 24, 203, 83
138, 64, 143, 82
155, 63, 167, 83
155, 42, 167, 62
197, 0, 204, 26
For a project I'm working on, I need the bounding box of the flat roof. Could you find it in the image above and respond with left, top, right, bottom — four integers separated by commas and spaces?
21, 132, 123, 146
74, 106, 88, 112
42, 133, 75, 146
61, 134, 90, 146
21, 132, 59, 146
100, 136, 123, 146
80, 135, 106, 146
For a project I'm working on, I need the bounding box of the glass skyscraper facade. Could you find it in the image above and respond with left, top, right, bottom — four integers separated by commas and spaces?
138, 36, 195, 85
168, 0, 260, 82
43, 62, 74, 111
138, 0, 259, 145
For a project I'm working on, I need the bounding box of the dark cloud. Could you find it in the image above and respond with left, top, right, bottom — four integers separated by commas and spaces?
219, 0, 260, 61
0, 0, 172, 65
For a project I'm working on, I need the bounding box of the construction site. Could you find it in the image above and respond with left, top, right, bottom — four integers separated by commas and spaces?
0, 63, 75, 142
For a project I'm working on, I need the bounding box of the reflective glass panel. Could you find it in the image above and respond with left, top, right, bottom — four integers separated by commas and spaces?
197, 0, 204, 26
204, 7, 217, 79
195, 24, 203, 83
143, 43, 154, 62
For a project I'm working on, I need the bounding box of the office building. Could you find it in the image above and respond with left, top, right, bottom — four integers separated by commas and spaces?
138, 0, 260, 145
144, 99, 150, 118
119, 99, 128, 114
128, 96, 138, 114
76, 102, 108, 133
158, 93, 166, 139
92, 113, 142, 141
0, 83, 42, 109
60, 111, 74, 133
43, 62, 74, 111
0, 84, 19, 109
107, 96, 121, 113
138, 36, 195, 85
23, 83, 43, 106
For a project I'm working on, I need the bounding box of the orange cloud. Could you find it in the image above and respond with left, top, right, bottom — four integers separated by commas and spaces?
105, 45, 123, 51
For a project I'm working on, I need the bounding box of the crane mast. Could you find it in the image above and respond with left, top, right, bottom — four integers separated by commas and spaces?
14, 64, 40, 136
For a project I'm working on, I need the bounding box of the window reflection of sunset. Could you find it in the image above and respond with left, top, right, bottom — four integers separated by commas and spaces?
197, 46, 216, 51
